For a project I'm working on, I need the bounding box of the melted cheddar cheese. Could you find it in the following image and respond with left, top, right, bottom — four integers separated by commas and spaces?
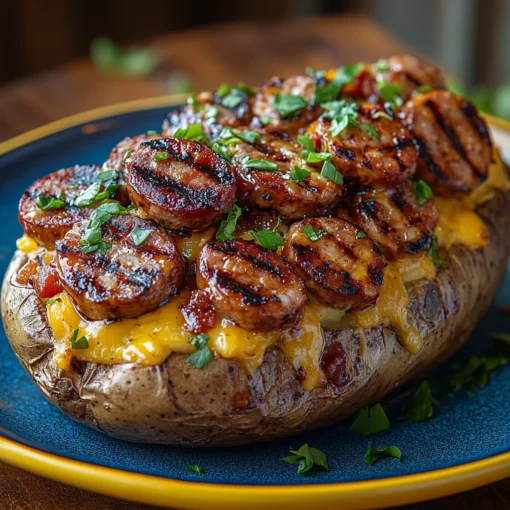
48, 290, 325, 391
174, 228, 215, 262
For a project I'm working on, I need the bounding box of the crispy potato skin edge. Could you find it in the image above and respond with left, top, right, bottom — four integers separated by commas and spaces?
3, 182, 510, 447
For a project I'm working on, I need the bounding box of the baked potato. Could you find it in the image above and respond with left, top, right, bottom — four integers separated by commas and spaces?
3, 55, 510, 447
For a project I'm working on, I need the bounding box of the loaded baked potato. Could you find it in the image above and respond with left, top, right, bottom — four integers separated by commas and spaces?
3, 55, 510, 446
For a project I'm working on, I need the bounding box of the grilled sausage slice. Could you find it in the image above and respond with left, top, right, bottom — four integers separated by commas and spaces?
162, 90, 253, 139
103, 133, 162, 206
283, 217, 385, 309
252, 76, 321, 134
125, 138, 237, 230
405, 90, 492, 196
55, 215, 185, 320
18, 165, 104, 249
310, 104, 418, 186
229, 129, 342, 219
197, 239, 306, 331
344, 180, 439, 260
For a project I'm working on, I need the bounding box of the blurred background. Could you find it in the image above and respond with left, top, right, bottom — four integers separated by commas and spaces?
1, 0, 510, 138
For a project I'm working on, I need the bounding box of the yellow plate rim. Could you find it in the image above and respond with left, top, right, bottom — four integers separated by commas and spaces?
1, 95, 510, 509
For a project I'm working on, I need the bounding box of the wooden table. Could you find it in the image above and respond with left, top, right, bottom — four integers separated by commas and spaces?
0, 13, 508, 510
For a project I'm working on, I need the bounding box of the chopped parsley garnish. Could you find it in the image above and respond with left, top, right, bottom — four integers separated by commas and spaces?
212, 142, 232, 163
186, 333, 213, 369
364, 443, 402, 466
187, 95, 204, 113
321, 160, 343, 185
216, 83, 230, 98
74, 182, 101, 207
70, 329, 89, 349
123, 149, 134, 161
374, 58, 389, 73
288, 165, 310, 184
129, 226, 153, 246
153, 152, 169, 161
361, 124, 380, 140
322, 100, 360, 136
428, 235, 447, 268
350, 403, 390, 435
306, 67, 326, 80
79, 201, 129, 255
47, 297, 60, 306
273, 93, 308, 119
377, 80, 403, 108
216, 204, 242, 241
415, 84, 433, 94
356, 229, 367, 239
303, 224, 326, 241
258, 115, 273, 126
314, 81, 342, 105
235, 82, 255, 98
98, 169, 118, 182
236, 130, 260, 143
218, 127, 260, 146
146, 129, 159, 135
414, 179, 433, 206
174, 123, 210, 146
35, 195, 65, 211
281, 444, 329, 474
399, 381, 438, 422
297, 134, 331, 163
334, 62, 363, 87
95, 183, 120, 201
314, 63, 363, 104
205, 106, 219, 123
252, 219, 284, 252
186, 465, 205, 475
241, 157, 279, 171
221, 88, 245, 109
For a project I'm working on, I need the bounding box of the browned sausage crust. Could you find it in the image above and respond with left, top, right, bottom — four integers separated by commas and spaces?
229, 129, 342, 219
197, 239, 306, 331
162, 90, 253, 139
343, 181, 439, 260
125, 138, 237, 229
405, 90, 492, 197
252, 75, 321, 134
3, 181, 509, 446
55, 215, 185, 320
18, 165, 102, 249
309, 104, 418, 186
283, 217, 385, 308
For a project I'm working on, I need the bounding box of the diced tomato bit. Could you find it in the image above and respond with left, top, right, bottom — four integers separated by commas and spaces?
310, 133, 322, 152
33, 263, 63, 299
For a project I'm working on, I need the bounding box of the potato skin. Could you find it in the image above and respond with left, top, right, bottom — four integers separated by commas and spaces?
2, 183, 510, 446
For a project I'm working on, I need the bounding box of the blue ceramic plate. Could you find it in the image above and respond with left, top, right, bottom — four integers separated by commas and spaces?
0, 97, 509, 510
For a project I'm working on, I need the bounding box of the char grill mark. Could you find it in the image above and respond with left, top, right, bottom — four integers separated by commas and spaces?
131, 164, 218, 207
461, 100, 492, 147
415, 137, 449, 184
216, 272, 272, 306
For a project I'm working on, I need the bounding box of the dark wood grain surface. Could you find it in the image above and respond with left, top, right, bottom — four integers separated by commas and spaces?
0, 13, 508, 510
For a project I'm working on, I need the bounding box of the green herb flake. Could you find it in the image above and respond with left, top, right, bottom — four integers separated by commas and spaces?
297, 134, 332, 163
252, 219, 284, 252
186, 333, 213, 369
242, 157, 279, 171
216, 83, 230, 99
259, 116, 273, 126
186, 465, 205, 476
334, 63, 363, 87
321, 160, 343, 185
235, 82, 255, 98
428, 235, 447, 269
364, 443, 402, 466
297, 134, 316, 152
416, 84, 433, 94
216, 204, 242, 241
288, 165, 311, 184
361, 124, 380, 140
378, 80, 403, 108
47, 297, 60, 306
129, 226, 153, 246
414, 179, 433, 206
123, 149, 134, 161
273, 93, 308, 119
35, 195, 65, 211
356, 230, 367, 239
146, 130, 159, 135
399, 381, 438, 422
186, 95, 204, 113
374, 58, 389, 73
322, 100, 360, 136
212, 142, 232, 163
98, 169, 118, 182
281, 444, 329, 474
350, 403, 390, 435
236, 130, 260, 144
74, 182, 101, 207
174, 123, 211, 146
205, 106, 219, 122
221, 88, 245, 109
153, 152, 169, 161
303, 225, 326, 241
70, 329, 89, 350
